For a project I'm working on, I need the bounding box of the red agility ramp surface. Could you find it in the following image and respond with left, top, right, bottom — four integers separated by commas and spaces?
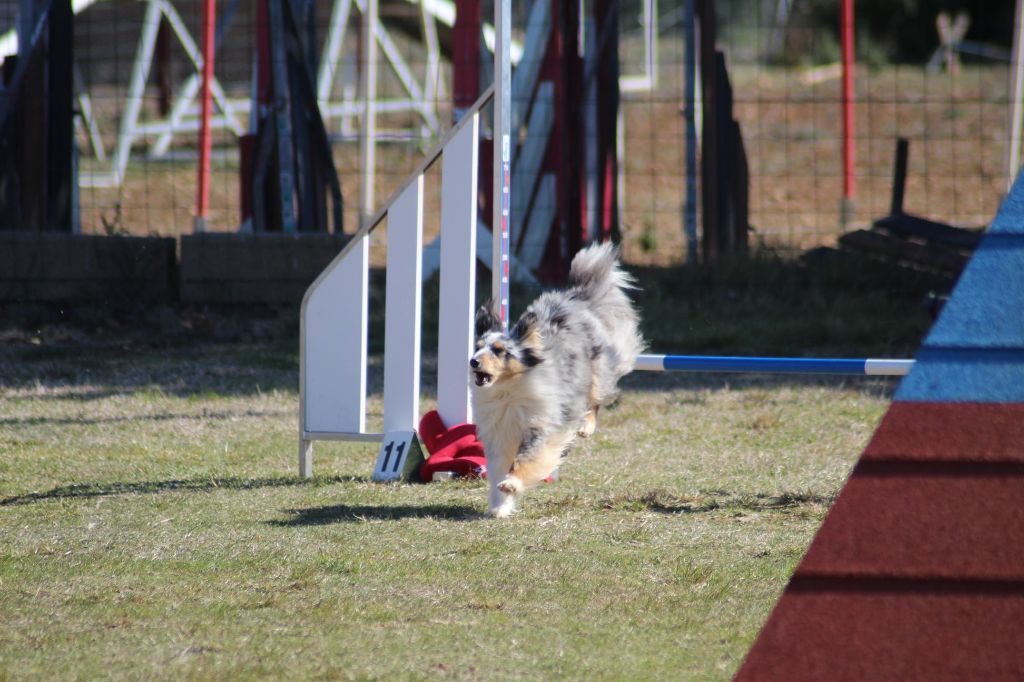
736, 176, 1024, 680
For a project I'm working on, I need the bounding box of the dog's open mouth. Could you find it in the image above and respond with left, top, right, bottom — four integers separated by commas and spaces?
473, 371, 493, 387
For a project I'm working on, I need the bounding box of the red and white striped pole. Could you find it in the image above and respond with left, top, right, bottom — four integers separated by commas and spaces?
194, 0, 216, 232
492, 0, 511, 330
840, 0, 855, 229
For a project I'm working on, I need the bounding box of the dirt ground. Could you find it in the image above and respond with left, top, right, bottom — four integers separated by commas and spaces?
74, 64, 1012, 269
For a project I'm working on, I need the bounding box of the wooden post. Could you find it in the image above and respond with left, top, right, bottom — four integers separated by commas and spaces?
683, 0, 699, 264
47, 0, 74, 231
697, 0, 719, 262
890, 138, 909, 216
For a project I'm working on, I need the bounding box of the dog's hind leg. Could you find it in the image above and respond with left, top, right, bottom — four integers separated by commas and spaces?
578, 367, 603, 438
579, 405, 598, 438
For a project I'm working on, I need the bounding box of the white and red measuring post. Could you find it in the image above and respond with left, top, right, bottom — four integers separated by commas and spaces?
492, 0, 512, 329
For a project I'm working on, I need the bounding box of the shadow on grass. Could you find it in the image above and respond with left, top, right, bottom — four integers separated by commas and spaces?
270, 503, 482, 525
0, 475, 366, 506
0, 408, 292, 428
598, 489, 835, 514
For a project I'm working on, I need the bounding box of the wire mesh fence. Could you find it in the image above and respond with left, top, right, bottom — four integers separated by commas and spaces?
0, 0, 1015, 265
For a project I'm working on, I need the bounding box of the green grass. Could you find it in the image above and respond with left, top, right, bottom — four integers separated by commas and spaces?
0, 252, 945, 680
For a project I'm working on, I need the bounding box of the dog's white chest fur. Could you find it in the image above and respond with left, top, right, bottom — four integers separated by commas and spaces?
472, 375, 548, 462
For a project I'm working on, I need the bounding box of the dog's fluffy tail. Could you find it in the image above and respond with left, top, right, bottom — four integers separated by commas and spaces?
568, 242, 637, 301
568, 242, 644, 378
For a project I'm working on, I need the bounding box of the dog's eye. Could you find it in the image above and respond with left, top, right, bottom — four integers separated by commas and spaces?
492, 346, 505, 356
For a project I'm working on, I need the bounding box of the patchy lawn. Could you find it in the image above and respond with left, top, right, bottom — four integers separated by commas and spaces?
0, 251, 943, 679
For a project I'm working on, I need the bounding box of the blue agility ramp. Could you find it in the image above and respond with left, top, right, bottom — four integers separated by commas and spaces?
736, 171, 1024, 680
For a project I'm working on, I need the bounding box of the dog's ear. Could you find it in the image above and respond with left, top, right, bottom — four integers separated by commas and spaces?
475, 301, 501, 338
511, 311, 541, 345
512, 312, 543, 367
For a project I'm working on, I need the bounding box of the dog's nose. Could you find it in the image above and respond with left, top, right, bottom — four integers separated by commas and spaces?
469, 357, 480, 369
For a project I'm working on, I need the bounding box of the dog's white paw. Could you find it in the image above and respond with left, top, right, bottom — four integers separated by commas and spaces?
489, 504, 515, 518
577, 410, 597, 438
489, 494, 518, 518
497, 477, 523, 495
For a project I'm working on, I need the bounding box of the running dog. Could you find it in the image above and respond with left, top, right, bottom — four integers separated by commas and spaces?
470, 243, 644, 517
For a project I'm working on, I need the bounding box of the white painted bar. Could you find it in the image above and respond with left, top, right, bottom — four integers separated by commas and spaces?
318, 0, 352, 102
112, 0, 162, 186
864, 359, 915, 376
633, 354, 666, 372
360, 0, 378, 222
437, 113, 480, 428
383, 177, 424, 432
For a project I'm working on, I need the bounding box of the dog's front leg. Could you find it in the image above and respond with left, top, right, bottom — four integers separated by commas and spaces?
489, 430, 547, 518
489, 476, 518, 518
487, 443, 519, 518
498, 429, 568, 498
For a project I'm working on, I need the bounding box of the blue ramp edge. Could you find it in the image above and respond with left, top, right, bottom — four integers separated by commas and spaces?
923, 235, 1024, 348
896, 348, 1024, 402
989, 177, 1024, 234
895, 171, 1024, 402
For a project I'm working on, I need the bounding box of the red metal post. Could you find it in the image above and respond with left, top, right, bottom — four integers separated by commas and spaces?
840, 0, 855, 222
194, 0, 216, 231
452, 0, 481, 121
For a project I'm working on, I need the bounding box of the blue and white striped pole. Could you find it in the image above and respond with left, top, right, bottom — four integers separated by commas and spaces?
633, 355, 914, 376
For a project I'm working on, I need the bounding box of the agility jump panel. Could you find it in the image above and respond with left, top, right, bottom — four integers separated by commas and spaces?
437, 115, 480, 428
301, 233, 369, 437
382, 176, 424, 434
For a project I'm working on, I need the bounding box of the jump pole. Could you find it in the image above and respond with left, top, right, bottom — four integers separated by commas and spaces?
492, 0, 511, 330
193, 0, 216, 232
634, 355, 913, 376
839, 0, 855, 229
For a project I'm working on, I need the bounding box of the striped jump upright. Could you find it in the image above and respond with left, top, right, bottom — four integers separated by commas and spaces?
736, 176, 1024, 679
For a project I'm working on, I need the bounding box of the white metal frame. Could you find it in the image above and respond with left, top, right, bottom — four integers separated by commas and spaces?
79, 0, 245, 188
298, 86, 492, 477
620, 0, 659, 94
317, 0, 444, 142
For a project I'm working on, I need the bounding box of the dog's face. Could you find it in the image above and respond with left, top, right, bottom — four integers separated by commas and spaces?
470, 303, 542, 388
